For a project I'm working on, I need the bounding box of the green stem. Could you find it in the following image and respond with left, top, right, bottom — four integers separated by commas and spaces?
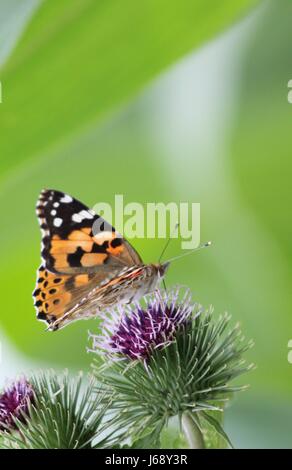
181, 412, 205, 449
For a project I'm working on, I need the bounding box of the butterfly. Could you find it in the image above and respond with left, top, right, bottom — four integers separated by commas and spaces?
33, 189, 170, 331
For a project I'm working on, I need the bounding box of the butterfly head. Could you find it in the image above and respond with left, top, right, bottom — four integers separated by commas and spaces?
154, 261, 170, 278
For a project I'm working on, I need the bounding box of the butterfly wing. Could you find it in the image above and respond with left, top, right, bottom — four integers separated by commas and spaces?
34, 189, 143, 329
36, 189, 142, 274
33, 264, 109, 327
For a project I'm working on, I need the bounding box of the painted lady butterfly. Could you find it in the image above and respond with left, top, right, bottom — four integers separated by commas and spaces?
33, 190, 169, 331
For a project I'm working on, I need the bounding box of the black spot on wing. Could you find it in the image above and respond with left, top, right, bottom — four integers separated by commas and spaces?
111, 238, 122, 248
41, 246, 55, 272
67, 246, 84, 267
91, 241, 110, 253
37, 311, 57, 326
65, 241, 110, 268
37, 312, 47, 321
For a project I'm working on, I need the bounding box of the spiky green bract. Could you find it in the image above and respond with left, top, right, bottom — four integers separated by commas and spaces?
92, 307, 254, 448
2, 371, 109, 449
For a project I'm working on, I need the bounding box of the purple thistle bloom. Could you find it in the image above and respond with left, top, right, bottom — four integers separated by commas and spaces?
90, 288, 201, 361
0, 379, 34, 431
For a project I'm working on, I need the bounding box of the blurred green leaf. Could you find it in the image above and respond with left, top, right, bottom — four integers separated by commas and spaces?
231, 0, 292, 260
228, 0, 292, 390
0, 0, 258, 179
200, 411, 232, 448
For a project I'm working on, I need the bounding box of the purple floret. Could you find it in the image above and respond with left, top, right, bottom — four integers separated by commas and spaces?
0, 379, 34, 431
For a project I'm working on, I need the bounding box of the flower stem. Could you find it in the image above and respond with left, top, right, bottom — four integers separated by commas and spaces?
181, 412, 205, 449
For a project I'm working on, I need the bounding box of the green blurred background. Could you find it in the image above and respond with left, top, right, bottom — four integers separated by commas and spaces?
0, 0, 292, 448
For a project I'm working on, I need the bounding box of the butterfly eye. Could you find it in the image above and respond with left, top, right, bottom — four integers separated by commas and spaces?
157, 262, 170, 277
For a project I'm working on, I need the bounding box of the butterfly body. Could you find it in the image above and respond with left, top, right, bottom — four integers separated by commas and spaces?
33, 190, 169, 331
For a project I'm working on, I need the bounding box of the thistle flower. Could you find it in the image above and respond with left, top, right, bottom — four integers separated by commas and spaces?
90, 287, 254, 449
90, 288, 195, 361
0, 379, 34, 432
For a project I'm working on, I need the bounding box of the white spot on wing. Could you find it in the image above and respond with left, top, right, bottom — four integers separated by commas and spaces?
93, 231, 113, 242
53, 202, 59, 208
60, 194, 73, 203
54, 218, 63, 227
51, 210, 57, 216
72, 210, 94, 223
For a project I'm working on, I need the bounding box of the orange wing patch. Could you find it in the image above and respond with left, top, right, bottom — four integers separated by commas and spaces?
69, 229, 92, 241
45, 232, 140, 274
33, 266, 72, 323
74, 274, 90, 286
33, 265, 112, 328
80, 253, 108, 267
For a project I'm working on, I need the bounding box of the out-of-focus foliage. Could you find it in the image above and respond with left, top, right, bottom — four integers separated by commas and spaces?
229, 0, 292, 390
0, 0, 258, 177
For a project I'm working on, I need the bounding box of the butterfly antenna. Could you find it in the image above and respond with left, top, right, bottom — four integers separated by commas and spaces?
162, 278, 168, 293
165, 241, 212, 264
158, 223, 180, 263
